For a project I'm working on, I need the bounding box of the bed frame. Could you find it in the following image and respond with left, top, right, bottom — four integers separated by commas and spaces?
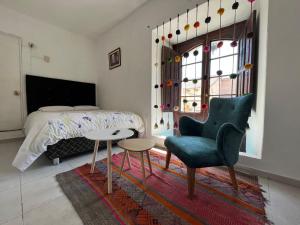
26, 75, 138, 164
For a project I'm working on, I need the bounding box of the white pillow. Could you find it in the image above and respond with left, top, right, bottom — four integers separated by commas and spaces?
73, 105, 99, 111
38, 106, 74, 112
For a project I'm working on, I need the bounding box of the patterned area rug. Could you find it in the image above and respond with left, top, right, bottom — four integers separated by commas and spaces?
56, 150, 270, 225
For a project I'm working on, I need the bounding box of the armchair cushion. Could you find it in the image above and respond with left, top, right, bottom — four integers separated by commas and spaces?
165, 136, 223, 168
179, 116, 204, 136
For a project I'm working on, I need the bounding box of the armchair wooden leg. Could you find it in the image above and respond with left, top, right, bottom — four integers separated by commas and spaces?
187, 167, 196, 199
228, 166, 238, 190
165, 150, 171, 169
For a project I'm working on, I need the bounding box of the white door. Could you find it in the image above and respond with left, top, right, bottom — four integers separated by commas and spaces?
0, 32, 22, 131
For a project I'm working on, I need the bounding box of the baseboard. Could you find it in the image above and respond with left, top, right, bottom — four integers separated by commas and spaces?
236, 165, 300, 188
0, 130, 25, 141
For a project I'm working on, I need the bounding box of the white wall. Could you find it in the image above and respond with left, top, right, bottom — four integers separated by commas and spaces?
245, 0, 268, 157
96, 0, 203, 136
97, 0, 300, 181
239, 0, 300, 181
0, 5, 99, 121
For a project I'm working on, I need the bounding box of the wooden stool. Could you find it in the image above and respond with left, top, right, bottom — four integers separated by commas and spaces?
118, 139, 155, 180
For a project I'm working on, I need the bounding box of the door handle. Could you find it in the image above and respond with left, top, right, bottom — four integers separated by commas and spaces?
14, 90, 20, 96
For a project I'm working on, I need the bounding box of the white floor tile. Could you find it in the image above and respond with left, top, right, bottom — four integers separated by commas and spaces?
22, 176, 63, 213
23, 195, 83, 225
21, 155, 72, 186
268, 179, 300, 225
0, 187, 22, 224
0, 217, 23, 225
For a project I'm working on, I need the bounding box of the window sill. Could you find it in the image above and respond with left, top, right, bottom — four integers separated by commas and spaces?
152, 135, 260, 159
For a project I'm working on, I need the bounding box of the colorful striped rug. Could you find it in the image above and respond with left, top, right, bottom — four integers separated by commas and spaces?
56, 150, 270, 225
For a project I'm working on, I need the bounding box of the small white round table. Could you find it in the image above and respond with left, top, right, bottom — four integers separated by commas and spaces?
84, 128, 134, 194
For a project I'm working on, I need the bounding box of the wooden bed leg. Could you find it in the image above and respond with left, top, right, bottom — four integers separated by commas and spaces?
165, 150, 171, 169
52, 158, 60, 165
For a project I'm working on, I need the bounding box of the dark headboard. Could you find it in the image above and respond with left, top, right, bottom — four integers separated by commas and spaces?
26, 75, 96, 114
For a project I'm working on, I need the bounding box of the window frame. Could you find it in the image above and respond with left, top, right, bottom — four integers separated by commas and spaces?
174, 21, 247, 113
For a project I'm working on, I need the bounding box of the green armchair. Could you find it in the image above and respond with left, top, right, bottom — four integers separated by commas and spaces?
164, 94, 254, 198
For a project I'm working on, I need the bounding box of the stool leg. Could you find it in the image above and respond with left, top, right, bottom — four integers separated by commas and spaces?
120, 150, 127, 175
90, 140, 99, 173
146, 150, 152, 174
126, 151, 131, 169
140, 152, 146, 179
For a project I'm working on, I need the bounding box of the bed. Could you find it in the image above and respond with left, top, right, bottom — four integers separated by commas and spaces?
12, 75, 144, 171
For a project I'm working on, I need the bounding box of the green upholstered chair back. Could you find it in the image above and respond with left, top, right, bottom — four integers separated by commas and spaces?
202, 94, 254, 140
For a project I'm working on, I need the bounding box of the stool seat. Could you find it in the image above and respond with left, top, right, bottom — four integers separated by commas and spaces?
118, 138, 155, 180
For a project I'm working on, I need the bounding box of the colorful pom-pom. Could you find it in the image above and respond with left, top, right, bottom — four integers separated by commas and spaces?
175, 55, 181, 63
161, 61, 165, 65
183, 99, 188, 104
217, 8, 225, 16
154, 105, 158, 109
160, 118, 164, 125
217, 41, 224, 48
183, 52, 189, 58
173, 122, 178, 129
173, 106, 180, 111
205, 16, 211, 24
192, 102, 198, 107
193, 50, 199, 56
166, 80, 173, 87
203, 75, 208, 80
183, 77, 189, 82
232, 2, 239, 10
174, 82, 179, 87
192, 79, 198, 84
155, 38, 159, 44
154, 84, 159, 89
231, 40, 238, 47
247, 32, 254, 38
162, 36, 166, 41
160, 83, 164, 88
204, 45, 210, 53
160, 105, 165, 110
154, 123, 158, 129
201, 103, 208, 110
217, 70, 223, 76
248, 0, 255, 3
244, 63, 253, 70
194, 21, 200, 28
168, 57, 173, 63
168, 33, 173, 39
176, 29, 181, 35
166, 104, 171, 108
184, 24, 190, 31
230, 73, 238, 79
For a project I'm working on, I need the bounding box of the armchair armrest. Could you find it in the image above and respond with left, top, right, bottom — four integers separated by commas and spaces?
179, 116, 204, 136
216, 123, 245, 166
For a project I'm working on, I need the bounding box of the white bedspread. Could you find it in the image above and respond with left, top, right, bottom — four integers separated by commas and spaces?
13, 110, 145, 171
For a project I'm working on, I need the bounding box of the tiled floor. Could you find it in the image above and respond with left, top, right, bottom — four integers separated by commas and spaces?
0, 139, 299, 225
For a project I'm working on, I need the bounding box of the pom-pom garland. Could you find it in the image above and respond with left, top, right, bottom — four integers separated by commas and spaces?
168, 33, 173, 39
193, 50, 199, 56
217, 41, 224, 48
176, 29, 181, 35
217, 8, 225, 16
205, 16, 211, 24
194, 21, 200, 28
230, 73, 238, 79
232, 2, 239, 10
217, 70, 223, 76
175, 55, 181, 63
184, 24, 190, 31
183, 77, 189, 82
192, 102, 198, 107
183, 52, 189, 58
192, 79, 198, 84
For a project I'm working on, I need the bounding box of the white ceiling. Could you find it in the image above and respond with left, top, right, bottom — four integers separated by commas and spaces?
0, 0, 149, 38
